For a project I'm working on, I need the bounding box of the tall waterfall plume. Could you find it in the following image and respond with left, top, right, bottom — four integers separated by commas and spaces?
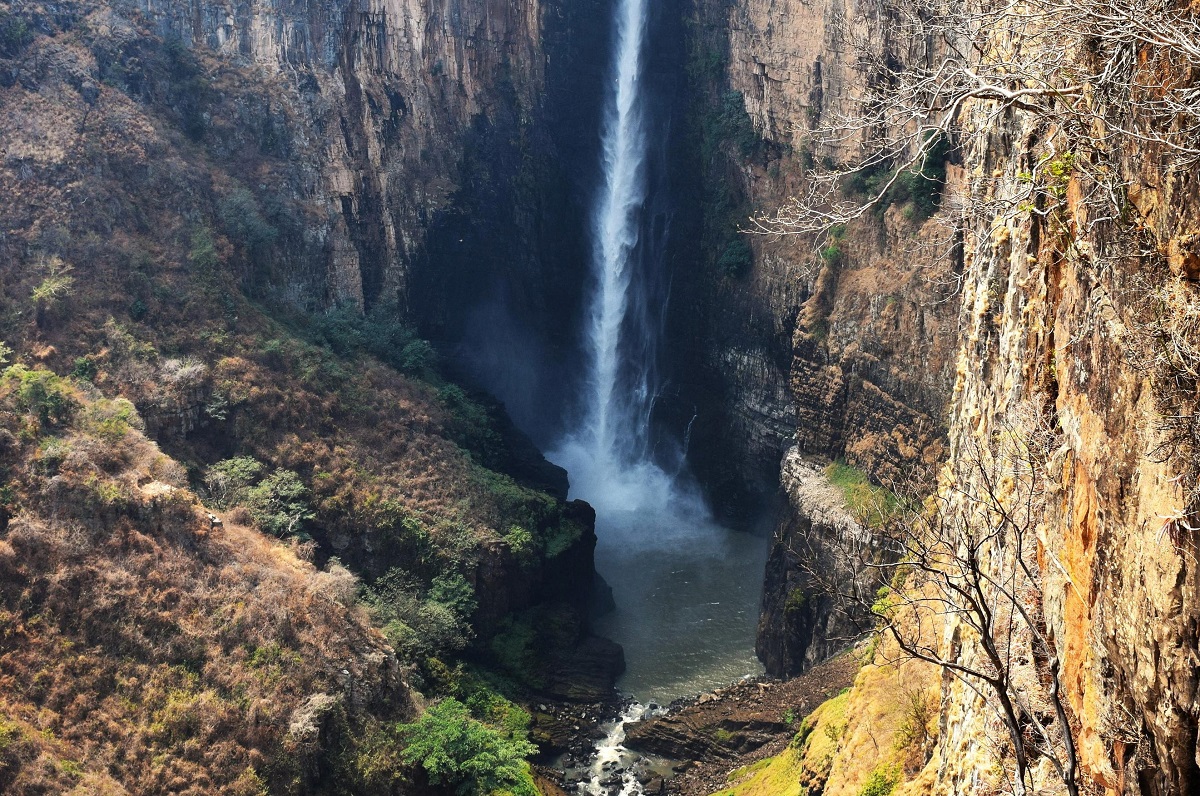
552, 0, 768, 708
586, 0, 651, 467
552, 0, 680, 513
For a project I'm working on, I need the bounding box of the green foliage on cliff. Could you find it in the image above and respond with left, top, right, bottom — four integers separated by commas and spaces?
857, 765, 900, 796
244, 469, 314, 538
364, 569, 474, 665
219, 187, 278, 258
718, 237, 754, 277
703, 90, 762, 163
440, 385, 504, 462
3, 365, 75, 428
843, 135, 950, 222
309, 303, 436, 377
825, 461, 899, 529
201, 457, 314, 538
0, 12, 32, 58
397, 698, 538, 796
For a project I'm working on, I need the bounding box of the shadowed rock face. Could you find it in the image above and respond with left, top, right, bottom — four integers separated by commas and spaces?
126, 0, 555, 308
754, 449, 885, 677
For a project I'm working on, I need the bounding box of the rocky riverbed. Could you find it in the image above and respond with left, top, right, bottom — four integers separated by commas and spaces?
538, 651, 859, 795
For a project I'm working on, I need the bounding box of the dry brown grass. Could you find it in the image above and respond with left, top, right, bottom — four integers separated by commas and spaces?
0, 0, 534, 570
0, 377, 415, 794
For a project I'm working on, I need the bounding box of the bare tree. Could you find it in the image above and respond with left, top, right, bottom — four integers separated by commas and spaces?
876, 408, 1078, 796
791, 406, 1080, 796
750, 0, 1200, 248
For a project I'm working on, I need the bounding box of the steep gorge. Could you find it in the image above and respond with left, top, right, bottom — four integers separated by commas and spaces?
4, 0, 1200, 793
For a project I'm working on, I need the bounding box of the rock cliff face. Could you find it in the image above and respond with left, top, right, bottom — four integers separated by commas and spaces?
673, 0, 955, 668
915, 76, 1200, 796
755, 448, 880, 676
708, 0, 1200, 793
133, 0, 550, 309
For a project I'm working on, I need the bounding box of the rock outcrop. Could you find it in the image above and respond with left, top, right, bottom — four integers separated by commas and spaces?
755, 448, 881, 676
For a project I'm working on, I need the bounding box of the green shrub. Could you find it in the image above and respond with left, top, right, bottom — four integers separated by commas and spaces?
364, 569, 472, 667
188, 227, 219, 274
0, 13, 33, 58
219, 187, 278, 257
397, 698, 538, 796
245, 469, 314, 538
858, 765, 900, 796
714, 90, 762, 159
843, 136, 950, 221
439, 386, 502, 463
71, 356, 98, 381
203, 456, 264, 509
717, 237, 753, 277
542, 518, 582, 559
785, 587, 807, 616
31, 257, 75, 315
820, 241, 844, 269
503, 525, 534, 559
84, 397, 141, 441
164, 38, 211, 140
310, 304, 436, 377
201, 458, 314, 537
489, 616, 540, 686
790, 717, 814, 749
4, 365, 75, 427
428, 573, 477, 621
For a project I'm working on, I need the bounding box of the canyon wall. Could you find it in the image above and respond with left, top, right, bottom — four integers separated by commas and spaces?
0, 0, 620, 734
80, 0, 608, 438
672, 0, 955, 658
131, 0, 546, 309
700, 0, 1200, 793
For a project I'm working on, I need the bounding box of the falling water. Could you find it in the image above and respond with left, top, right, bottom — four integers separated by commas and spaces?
551, 0, 767, 712
559, 0, 655, 480
549, 1, 770, 790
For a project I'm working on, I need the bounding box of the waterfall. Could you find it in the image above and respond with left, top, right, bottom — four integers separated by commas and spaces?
552, 0, 678, 513
551, 0, 767, 714
581, 0, 652, 471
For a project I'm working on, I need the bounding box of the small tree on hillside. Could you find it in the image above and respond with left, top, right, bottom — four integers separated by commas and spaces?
397, 698, 537, 796
793, 406, 1079, 796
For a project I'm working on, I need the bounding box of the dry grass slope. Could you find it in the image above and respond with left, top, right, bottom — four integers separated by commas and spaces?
0, 371, 416, 794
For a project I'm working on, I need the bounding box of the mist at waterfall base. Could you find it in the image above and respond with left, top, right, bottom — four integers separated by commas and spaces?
554, 439, 768, 704
548, 0, 767, 707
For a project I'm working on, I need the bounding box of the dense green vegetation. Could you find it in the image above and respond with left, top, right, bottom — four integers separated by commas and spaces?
308, 304, 436, 378
398, 697, 538, 796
